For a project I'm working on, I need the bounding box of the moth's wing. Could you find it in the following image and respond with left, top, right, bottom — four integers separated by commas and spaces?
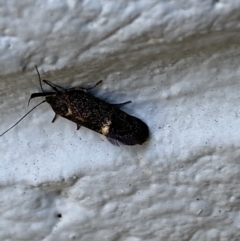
106, 137, 121, 146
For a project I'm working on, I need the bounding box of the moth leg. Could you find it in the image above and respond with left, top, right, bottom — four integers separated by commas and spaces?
67, 87, 86, 92
43, 80, 62, 92
86, 80, 103, 91
112, 101, 132, 108
52, 114, 58, 123
43, 79, 65, 91
76, 124, 81, 130
67, 80, 103, 92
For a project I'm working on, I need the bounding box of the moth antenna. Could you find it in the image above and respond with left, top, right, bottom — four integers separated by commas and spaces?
43, 79, 65, 91
42, 80, 60, 92
35, 65, 44, 93
0, 100, 46, 137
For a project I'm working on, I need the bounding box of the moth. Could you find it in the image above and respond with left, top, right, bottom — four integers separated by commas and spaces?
1, 66, 149, 146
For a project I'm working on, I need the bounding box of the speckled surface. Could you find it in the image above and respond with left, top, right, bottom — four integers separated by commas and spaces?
1, 0, 240, 240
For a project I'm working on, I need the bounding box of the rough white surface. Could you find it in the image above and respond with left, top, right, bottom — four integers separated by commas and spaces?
1, 0, 240, 240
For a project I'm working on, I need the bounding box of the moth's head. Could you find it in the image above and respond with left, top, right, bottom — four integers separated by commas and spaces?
45, 94, 57, 103
45, 94, 70, 115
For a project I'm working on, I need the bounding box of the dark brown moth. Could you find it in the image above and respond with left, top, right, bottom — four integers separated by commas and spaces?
1, 66, 149, 146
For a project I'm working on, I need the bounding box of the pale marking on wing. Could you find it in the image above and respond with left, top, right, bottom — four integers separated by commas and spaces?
101, 120, 112, 135
76, 116, 84, 122
65, 108, 72, 116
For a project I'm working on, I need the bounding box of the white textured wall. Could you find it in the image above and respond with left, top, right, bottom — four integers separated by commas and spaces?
1, 0, 240, 240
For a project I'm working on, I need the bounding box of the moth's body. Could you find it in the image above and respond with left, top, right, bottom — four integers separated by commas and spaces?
0, 66, 149, 146
46, 89, 149, 145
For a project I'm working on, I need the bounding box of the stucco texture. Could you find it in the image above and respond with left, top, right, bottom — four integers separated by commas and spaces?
1, 0, 240, 240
